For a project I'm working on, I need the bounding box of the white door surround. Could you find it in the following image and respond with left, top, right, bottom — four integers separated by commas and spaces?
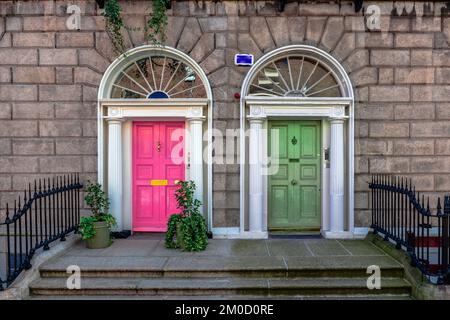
97, 45, 213, 232
239, 45, 357, 240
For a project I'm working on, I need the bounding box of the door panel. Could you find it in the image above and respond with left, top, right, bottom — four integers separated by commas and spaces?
268, 120, 321, 230
132, 121, 185, 232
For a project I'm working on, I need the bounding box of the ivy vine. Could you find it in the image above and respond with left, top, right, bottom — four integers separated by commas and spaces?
102, 0, 169, 54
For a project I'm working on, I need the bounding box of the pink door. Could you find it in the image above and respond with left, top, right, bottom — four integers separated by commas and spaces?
132, 121, 185, 232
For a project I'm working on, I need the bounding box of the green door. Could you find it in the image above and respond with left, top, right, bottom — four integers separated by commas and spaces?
268, 120, 321, 230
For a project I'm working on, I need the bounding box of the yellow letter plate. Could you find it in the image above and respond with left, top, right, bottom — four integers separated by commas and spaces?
150, 179, 168, 186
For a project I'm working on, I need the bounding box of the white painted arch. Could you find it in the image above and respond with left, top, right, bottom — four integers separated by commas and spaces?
97, 45, 214, 232
238, 45, 357, 239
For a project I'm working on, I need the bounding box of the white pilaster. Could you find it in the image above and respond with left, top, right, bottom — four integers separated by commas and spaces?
107, 118, 124, 231
324, 117, 350, 238
187, 117, 204, 208
248, 117, 267, 238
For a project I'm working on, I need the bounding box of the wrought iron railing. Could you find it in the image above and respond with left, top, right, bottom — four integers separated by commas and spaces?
0, 174, 82, 290
369, 175, 450, 284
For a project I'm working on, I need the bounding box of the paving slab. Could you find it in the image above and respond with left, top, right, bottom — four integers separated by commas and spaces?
267, 239, 312, 257
305, 239, 350, 256
337, 240, 386, 256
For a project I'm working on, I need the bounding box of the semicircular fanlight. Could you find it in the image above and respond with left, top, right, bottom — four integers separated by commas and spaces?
111, 56, 207, 99
248, 55, 342, 98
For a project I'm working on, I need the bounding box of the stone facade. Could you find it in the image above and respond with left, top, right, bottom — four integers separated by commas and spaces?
0, 0, 450, 228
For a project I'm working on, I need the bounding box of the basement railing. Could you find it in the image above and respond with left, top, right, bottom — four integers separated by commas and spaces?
0, 174, 82, 290
369, 175, 450, 284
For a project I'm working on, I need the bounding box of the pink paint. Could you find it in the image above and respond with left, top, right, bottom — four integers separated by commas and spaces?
132, 121, 185, 232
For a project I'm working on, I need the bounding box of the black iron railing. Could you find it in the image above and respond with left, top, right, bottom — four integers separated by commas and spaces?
0, 174, 82, 290
369, 175, 450, 284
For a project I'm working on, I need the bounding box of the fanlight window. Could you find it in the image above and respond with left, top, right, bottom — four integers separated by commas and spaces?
111, 56, 207, 99
249, 55, 341, 97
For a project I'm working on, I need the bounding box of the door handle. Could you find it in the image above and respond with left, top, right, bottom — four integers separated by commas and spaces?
291, 179, 298, 185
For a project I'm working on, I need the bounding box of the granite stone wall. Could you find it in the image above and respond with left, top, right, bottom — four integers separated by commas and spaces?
0, 0, 450, 228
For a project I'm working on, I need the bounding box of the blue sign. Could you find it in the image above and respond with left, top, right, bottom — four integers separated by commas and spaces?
234, 54, 254, 66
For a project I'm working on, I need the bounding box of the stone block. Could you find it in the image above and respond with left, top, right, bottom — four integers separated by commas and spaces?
411, 50, 432, 66
6, 17, 22, 31
393, 139, 434, 155
12, 139, 54, 155
369, 86, 410, 102
190, 33, 214, 63
55, 138, 96, 155
332, 33, 355, 61
56, 32, 94, 47
287, 17, 306, 43
165, 16, 186, 48
305, 17, 326, 44
249, 17, 274, 52
370, 50, 410, 66
267, 17, 290, 47
412, 85, 450, 102
0, 103, 11, 119
0, 157, 39, 173
39, 85, 82, 102
39, 49, 78, 65
411, 121, 450, 137
350, 67, 378, 86
56, 67, 73, 84
369, 157, 410, 174
12, 32, 54, 47
237, 34, 262, 59
355, 139, 393, 155
320, 17, 344, 51
378, 68, 394, 84
23, 16, 66, 31
356, 33, 393, 48
12, 102, 54, 119
198, 17, 227, 32
38, 156, 82, 173
436, 103, 450, 119
177, 18, 202, 53
0, 139, 11, 155
0, 48, 37, 65
0, 85, 37, 101
395, 67, 434, 84
39, 120, 82, 137
200, 49, 225, 75
55, 102, 96, 119
394, 103, 435, 120
74, 67, 102, 86
436, 139, 450, 154
82, 120, 97, 137
411, 157, 450, 173
0, 66, 11, 83
436, 68, 450, 84
344, 49, 369, 72
355, 104, 394, 120
395, 33, 433, 48
369, 122, 409, 137
13, 67, 55, 84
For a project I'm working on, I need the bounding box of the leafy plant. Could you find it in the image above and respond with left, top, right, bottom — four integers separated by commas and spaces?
165, 181, 208, 251
145, 0, 169, 44
103, 0, 126, 54
79, 181, 117, 240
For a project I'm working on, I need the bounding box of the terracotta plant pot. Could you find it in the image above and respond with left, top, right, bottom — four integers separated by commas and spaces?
85, 221, 111, 249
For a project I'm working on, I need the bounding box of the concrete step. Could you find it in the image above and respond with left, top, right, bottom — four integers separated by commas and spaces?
39, 255, 405, 279
29, 277, 411, 297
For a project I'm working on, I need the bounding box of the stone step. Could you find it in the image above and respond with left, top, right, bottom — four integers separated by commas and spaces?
30, 277, 411, 297
29, 294, 412, 300
39, 255, 405, 279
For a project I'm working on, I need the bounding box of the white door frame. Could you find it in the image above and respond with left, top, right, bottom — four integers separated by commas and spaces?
239, 45, 358, 239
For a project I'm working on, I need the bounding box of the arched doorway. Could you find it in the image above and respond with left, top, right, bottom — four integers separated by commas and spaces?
97, 45, 213, 233
239, 45, 355, 239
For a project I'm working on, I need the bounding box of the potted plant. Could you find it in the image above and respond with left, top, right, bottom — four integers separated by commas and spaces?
79, 182, 117, 249
165, 181, 208, 251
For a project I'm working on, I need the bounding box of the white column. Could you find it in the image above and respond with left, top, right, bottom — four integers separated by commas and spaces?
188, 118, 204, 208
107, 118, 124, 231
248, 117, 266, 238
328, 117, 345, 235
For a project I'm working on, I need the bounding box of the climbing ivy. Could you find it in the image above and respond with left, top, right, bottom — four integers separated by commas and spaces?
146, 0, 169, 44
103, 0, 126, 54
102, 0, 169, 53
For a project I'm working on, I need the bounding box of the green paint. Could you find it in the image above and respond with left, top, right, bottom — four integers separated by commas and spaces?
268, 120, 321, 230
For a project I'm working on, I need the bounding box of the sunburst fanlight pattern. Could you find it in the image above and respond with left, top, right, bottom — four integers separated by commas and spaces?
111, 56, 207, 99
249, 55, 342, 97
